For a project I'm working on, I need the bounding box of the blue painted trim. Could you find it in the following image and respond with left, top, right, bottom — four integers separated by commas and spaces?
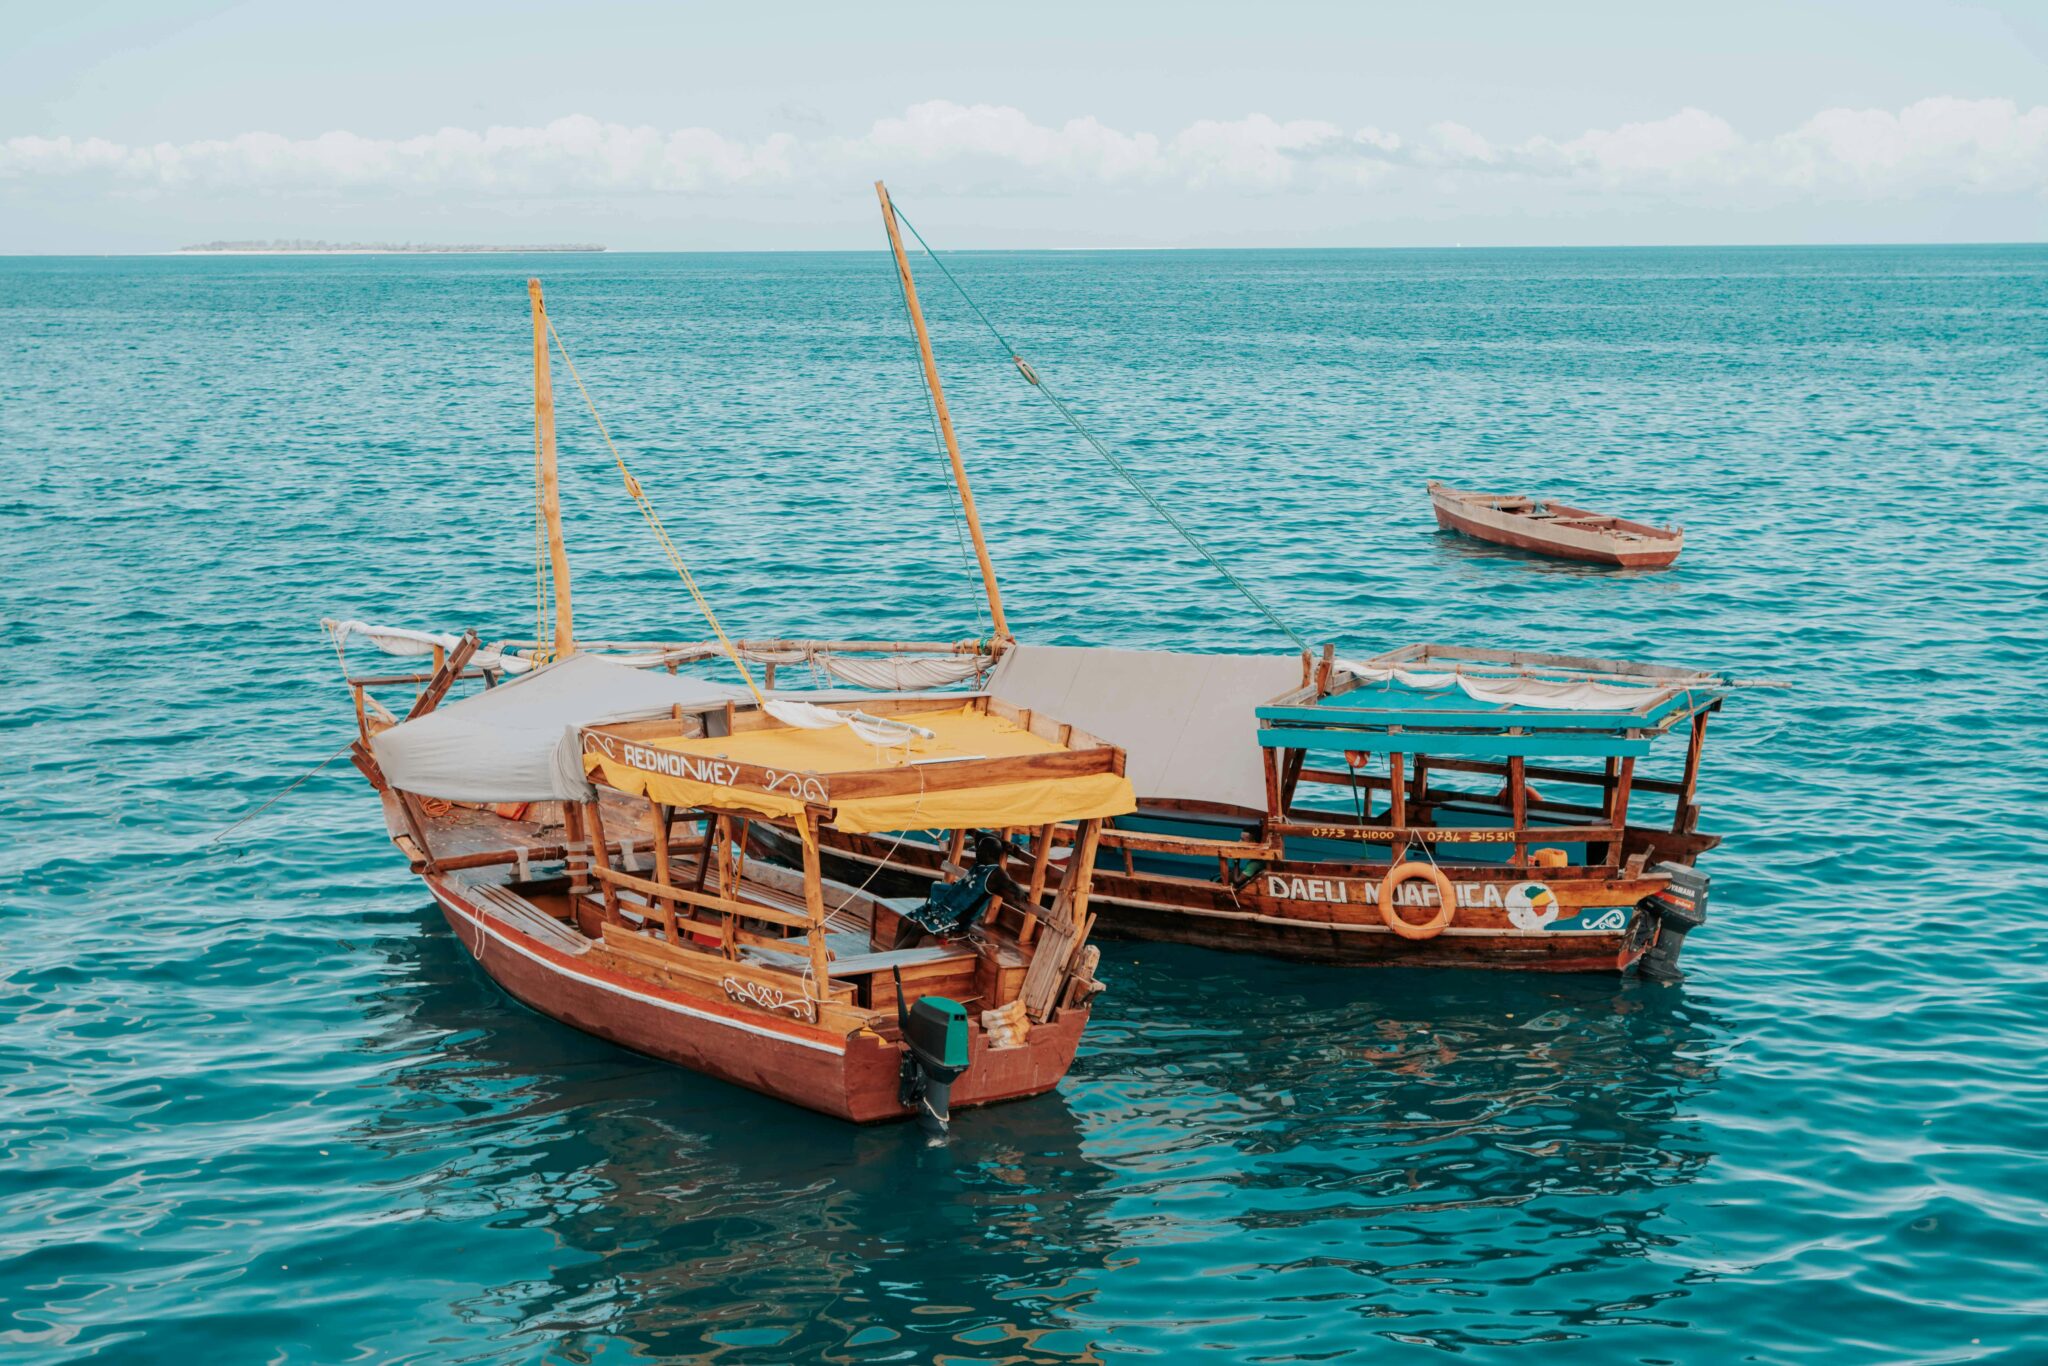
1256, 728, 1651, 758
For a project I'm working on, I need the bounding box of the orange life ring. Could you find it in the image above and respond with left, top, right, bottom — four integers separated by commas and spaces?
1379, 861, 1457, 940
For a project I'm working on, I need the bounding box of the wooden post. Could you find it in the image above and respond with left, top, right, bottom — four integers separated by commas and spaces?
875, 182, 1009, 640
1261, 747, 1284, 827
691, 815, 716, 893
564, 801, 588, 892
649, 799, 677, 942
713, 816, 734, 900
764, 661, 778, 690
529, 278, 575, 658
1509, 755, 1529, 865
1674, 712, 1708, 833
944, 826, 969, 875
1315, 643, 1335, 695
582, 799, 621, 922
1020, 821, 1054, 947
798, 813, 832, 994
1388, 752, 1407, 829
405, 630, 478, 721
1067, 818, 1103, 928
1022, 819, 1103, 1022
395, 790, 440, 872
1606, 757, 1636, 866
1280, 749, 1307, 813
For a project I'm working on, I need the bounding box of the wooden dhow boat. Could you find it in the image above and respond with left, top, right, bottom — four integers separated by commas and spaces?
1426, 481, 1684, 569
793, 642, 1725, 977
331, 274, 1136, 1132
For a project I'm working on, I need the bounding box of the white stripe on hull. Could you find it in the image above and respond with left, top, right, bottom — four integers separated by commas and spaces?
428, 881, 848, 1055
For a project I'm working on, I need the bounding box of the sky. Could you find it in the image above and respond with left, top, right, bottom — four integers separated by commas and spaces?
2, 0, 2044, 251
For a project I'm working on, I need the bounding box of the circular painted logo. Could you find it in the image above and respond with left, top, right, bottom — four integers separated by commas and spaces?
1505, 881, 1561, 931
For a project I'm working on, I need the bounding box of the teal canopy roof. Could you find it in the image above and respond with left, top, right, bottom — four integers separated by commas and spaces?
1256, 644, 1727, 759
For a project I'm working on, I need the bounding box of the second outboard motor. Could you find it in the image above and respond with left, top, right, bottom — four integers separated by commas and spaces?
894, 966, 971, 1137
1639, 862, 1710, 983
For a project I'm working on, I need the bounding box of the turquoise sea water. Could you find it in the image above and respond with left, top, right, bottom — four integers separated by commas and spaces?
5, 246, 2047, 1363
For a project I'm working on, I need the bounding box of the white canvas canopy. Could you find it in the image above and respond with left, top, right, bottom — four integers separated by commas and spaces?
986, 645, 1301, 811
370, 653, 743, 802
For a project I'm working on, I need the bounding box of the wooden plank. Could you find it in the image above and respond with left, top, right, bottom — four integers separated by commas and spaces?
649, 798, 677, 943
1021, 818, 1101, 1023
394, 791, 439, 871
1606, 757, 1635, 865
1270, 819, 1615, 846
563, 801, 588, 892
799, 814, 831, 990
404, 630, 479, 721
590, 865, 813, 930
1674, 712, 1708, 833
1509, 755, 1528, 865
582, 799, 621, 920
1020, 821, 1054, 947
600, 926, 860, 1018
1096, 827, 1277, 860
584, 732, 1117, 805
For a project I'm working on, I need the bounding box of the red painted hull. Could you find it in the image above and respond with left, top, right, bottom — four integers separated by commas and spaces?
1431, 501, 1681, 569
426, 874, 1088, 1124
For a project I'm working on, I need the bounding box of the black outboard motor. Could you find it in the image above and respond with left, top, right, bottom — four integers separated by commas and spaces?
893, 966, 971, 1137
1639, 861, 1710, 983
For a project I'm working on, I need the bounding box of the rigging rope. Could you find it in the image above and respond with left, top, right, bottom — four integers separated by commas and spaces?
888, 203, 1311, 653
543, 318, 766, 705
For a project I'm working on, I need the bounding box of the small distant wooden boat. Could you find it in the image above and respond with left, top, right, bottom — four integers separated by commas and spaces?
1427, 482, 1683, 569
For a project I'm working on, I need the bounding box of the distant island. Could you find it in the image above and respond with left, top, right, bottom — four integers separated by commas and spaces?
177, 240, 606, 254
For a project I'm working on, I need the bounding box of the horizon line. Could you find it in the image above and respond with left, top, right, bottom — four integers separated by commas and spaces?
2, 238, 2044, 260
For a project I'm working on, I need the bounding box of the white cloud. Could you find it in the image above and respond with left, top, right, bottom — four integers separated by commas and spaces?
4, 98, 2043, 203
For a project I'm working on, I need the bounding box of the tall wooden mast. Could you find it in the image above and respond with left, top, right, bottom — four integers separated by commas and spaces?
529, 278, 576, 658
875, 181, 1011, 642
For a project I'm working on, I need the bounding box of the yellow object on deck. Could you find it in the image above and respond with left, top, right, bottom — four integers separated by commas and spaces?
583, 705, 1136, 834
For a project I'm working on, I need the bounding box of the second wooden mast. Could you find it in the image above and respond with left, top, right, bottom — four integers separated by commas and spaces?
529, 277, 576, 659
875, 181, 1011, 643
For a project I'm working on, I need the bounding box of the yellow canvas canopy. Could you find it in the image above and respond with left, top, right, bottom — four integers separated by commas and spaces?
583, 703, 1135, 834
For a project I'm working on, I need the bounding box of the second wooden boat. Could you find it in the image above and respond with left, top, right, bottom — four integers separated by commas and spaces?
1426, 481, 1683, 568
786, 642, 1726, 979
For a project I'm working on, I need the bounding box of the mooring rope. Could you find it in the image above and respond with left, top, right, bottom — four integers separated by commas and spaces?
204, 739, 355, 846
888, 203, 1311, 652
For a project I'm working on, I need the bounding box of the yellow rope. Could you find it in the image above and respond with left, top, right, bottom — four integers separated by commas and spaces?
543, 317, 765, 705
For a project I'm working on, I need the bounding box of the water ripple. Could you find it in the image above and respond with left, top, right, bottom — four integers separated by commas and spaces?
4, 246, 2046, 1363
